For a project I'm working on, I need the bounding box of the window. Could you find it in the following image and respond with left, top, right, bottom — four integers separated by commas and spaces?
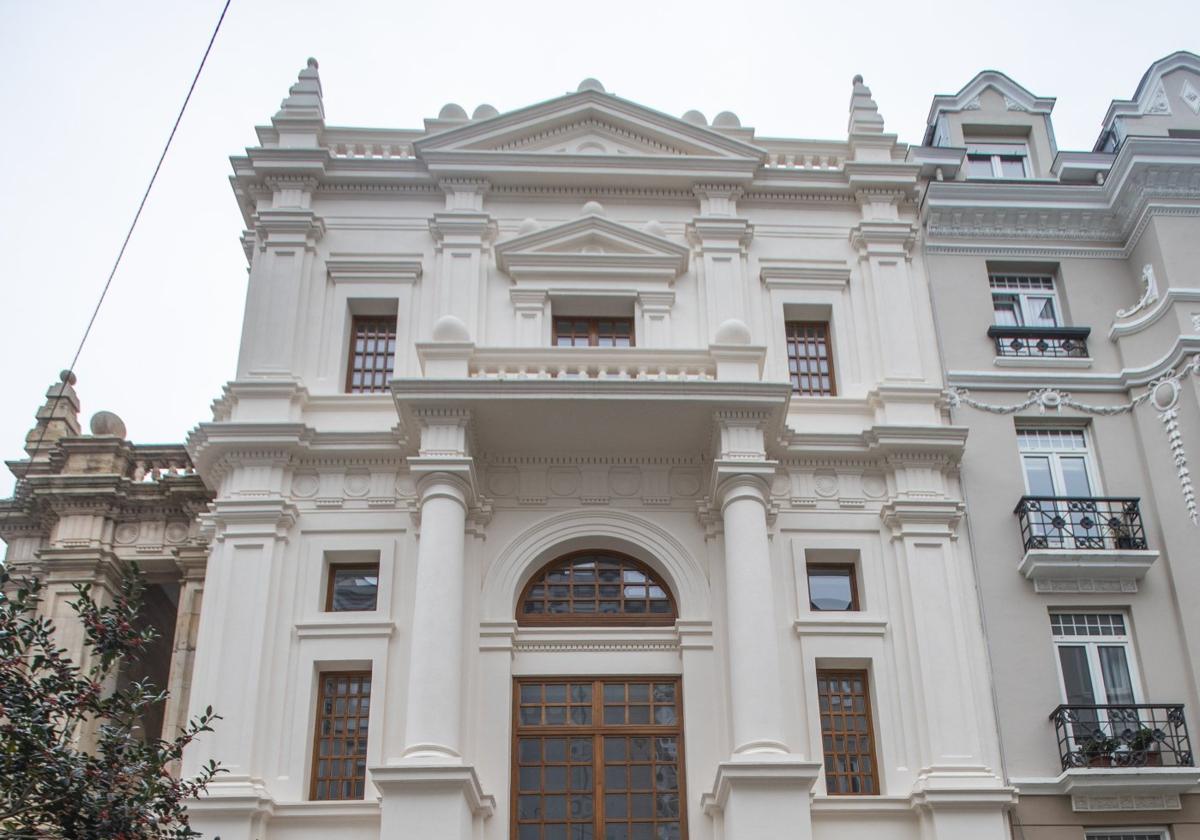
990, 275, 1061, 328
817, 669, 879, 795
1050, 612, 1140, 708
326, 563, 379, 612
807, 565, 859, 611
785, 321, 836, 396
346, 316, 397, 393
1018, 428, 1097, 497
965, 143, 1030, 179
513, 678, 685, 840
518, 552, 676, 626
554, 317, 634, 347
310, 671, 372, 800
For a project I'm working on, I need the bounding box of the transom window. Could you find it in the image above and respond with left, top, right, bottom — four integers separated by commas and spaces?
346, 316, 397, 393
966, 143, 1030, 179
513, 678, 685, 840
785, 321, 836, 396
990, 275, 1061, 328
519, 552, 676, 626
554, 317, 634, 348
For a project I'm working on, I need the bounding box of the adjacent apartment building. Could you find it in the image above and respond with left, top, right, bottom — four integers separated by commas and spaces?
2, 51, 1198, 840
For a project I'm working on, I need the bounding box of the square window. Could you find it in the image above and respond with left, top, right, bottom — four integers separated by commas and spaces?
326, 564, 379, 612
807, 565, 859, 611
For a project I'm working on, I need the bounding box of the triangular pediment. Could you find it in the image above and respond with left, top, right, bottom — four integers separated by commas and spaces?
414, 90, 765, 186
495, 214, 689, 283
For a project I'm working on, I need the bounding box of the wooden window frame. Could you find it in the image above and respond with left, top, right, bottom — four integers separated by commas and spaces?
553, 316, 636, 348
784, 320, 837, 397
517, 550, 677, 627
309, 670, 372, 801
816, 668, 880, 796
806, 563, 860, 612
512, 676, 688, 840
324, 563, 381, 612
345, 315, 397, 394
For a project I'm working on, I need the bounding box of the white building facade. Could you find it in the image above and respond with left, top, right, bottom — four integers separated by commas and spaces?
4, 52, 1200, 840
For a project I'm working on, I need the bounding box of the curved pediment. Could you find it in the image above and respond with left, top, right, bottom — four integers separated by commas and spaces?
415, 90, 765, 186
495, 214, 689, 284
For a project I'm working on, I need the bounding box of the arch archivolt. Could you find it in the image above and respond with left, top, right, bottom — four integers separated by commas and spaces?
481, 509, 711, 622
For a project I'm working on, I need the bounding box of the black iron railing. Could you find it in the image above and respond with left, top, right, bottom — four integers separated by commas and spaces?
1050, 704, 1194, 770
988, 325, 1091, 359
1015, 496, 1148, 551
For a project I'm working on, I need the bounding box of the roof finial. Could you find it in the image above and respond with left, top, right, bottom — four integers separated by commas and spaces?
848, 74, 885, 135
275, 57, 324, 121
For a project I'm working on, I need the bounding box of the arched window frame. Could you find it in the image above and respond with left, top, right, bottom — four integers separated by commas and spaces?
517, 549, 677, 627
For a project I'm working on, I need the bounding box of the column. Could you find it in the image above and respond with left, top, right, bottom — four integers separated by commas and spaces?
703, 413, 820, 840
374, 409, 493, 839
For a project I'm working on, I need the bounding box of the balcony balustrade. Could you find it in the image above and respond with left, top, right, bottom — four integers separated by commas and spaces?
465, 348, 718, 381
1015, 496, 1147, 551
988, 325, 1091, 359
1050, 704, 1194, 770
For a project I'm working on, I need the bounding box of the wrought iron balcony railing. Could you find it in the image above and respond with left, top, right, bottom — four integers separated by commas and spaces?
1050, 704, 1194, 770
988, 325, 1091, 359
1015, 496, 1148, 551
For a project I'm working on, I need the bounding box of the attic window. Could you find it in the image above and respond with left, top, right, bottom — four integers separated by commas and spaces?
966, 143, 1029, 179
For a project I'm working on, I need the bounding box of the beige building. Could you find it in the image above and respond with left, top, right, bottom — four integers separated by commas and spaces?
917, 51, 1200, 840
2, 51, 1199, 840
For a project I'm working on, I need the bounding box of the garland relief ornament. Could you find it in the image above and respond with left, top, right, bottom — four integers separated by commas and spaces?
947, 355, 1200, 524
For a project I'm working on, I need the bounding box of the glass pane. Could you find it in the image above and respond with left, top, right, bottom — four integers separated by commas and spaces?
330, 567, 379, 611
1027, 295, 1059, 327
1098, 646, 1136, 705
1022, 456, 1056, 496
966, 155, 995, 178
808, 567, 855, 611
999, 156, 1027, 178
1060, 457, 1092, 497
1058, 646, 1097, 706
992, 295, 1022, 326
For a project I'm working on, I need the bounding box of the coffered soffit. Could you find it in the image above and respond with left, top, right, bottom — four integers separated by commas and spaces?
414, 90, 765, 185
495, 214, 689, 282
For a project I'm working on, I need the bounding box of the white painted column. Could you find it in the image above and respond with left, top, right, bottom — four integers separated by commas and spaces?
402, 472, 470, 759
719, 475, 789, 755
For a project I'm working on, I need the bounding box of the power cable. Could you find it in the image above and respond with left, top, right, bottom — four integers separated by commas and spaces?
24, 0, 232, 464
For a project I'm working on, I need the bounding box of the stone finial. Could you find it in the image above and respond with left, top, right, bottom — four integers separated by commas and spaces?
848, 74, 886, 135
275, 57, 324, 121
24, 370, 82, 460
89, 410, 127, 439
577, 78, 606, 94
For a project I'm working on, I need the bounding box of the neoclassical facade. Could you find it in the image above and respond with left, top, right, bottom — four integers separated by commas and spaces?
2, 52, 1198, 840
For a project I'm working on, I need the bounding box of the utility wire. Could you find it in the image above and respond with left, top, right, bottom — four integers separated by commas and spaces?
25, 0, 232, 463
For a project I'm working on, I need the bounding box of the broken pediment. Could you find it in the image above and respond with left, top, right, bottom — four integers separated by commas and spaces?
414, 89, 765, 186
495, 213, 689, 285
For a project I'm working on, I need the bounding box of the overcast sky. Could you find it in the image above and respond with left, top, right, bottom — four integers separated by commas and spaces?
0, 0, 1192, 496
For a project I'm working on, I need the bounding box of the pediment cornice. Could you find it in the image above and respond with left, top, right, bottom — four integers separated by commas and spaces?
494, 214, 689, 283
413, 90, 766, 187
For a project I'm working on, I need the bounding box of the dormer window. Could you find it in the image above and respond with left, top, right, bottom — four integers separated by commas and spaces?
966, 143, 1030, 179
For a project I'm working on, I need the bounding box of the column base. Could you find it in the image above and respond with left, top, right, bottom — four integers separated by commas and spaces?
185, 781, 274, 840
909, 773, 1017, 840
701, 755, 822, 839
372, 762, 494, 840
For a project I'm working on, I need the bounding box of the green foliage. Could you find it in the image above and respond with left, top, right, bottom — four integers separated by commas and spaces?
0, 566, 223, 839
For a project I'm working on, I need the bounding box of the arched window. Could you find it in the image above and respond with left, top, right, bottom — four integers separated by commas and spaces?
518, 550, 676, 625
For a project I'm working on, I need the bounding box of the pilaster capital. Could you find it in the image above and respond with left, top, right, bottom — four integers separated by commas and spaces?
692, 183, 743, 216
509, 288, 549, 309
198, 497, 298, 543
849, 219, 917, 258
880, 498, 964, 538
636, 290, 675, 311
428, 212, 497, 250
686, 217, 754, 251
438, 178, 491, 211
252, 208, 325, 252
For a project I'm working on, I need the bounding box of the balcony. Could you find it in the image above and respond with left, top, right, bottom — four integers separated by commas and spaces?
1041, 704, 1200, 809
1050, 704, 1194, 770
988, 325, 1091, 363
1014, 497, 1159, 592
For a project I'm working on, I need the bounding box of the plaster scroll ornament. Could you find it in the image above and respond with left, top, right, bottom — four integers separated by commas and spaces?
1182, 78, 1200, 115
946, 355, 1200, 524
1114, 263, 1159, 320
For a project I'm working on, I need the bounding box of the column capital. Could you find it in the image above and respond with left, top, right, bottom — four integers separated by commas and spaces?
412, 467, 475, 511
710, 466, 774, 513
